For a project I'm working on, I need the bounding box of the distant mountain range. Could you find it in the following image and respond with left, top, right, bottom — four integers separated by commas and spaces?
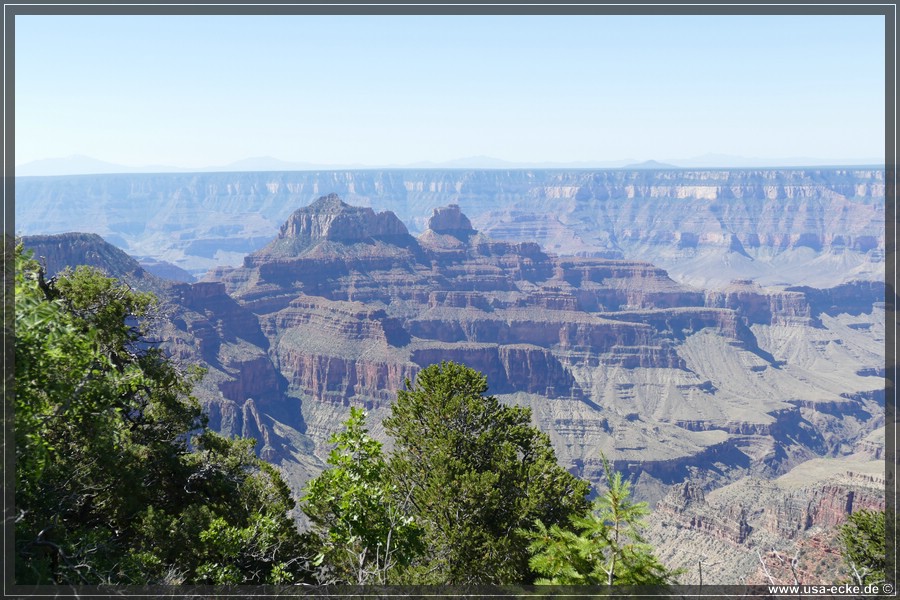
14, 153, 884, 177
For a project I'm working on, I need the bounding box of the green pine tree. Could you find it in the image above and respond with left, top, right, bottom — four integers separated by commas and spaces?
524, 456, 674, 586
383, 361, 590, 584
840, 509, 886, 586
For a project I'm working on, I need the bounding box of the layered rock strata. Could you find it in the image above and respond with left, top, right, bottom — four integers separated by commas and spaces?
16, 168, 884, 287
211, 197, 759, 414
199, 197, 883, 503
647, 452, 885, 584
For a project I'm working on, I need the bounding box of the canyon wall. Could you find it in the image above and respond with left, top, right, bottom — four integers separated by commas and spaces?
16, 167, 884, 287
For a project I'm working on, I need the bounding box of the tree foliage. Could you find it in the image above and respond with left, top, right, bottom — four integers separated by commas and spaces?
839, 509, 886, 586
14, 245, 311, 585
524, 457, 674, 586
303, 407, 422, 584
383, 361, 591, 584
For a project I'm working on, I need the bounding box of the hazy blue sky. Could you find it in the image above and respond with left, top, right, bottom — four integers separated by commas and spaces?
15, 14, 886, 168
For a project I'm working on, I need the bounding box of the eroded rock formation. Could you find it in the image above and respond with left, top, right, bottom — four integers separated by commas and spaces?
195, 198, 885, 505
210, 198, 764, 414
647, 452, 885, 584
16, 167, 884, 287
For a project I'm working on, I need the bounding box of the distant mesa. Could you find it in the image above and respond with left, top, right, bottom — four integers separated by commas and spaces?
282, 194, 409, 241
250, 193, 415, 260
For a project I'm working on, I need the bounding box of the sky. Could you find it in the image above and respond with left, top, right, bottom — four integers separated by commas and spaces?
14, 13, 887, 169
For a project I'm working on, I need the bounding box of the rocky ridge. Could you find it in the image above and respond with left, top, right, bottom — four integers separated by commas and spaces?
20, 232, 168, 295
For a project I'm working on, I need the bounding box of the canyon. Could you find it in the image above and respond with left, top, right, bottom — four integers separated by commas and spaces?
17, 166, 887, 583
648, 430, 885, 584
15, 167, 885, 288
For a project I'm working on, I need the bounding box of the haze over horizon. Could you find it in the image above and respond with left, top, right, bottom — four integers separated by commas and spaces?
14, 152, 887, 177
14, 14, 886, 174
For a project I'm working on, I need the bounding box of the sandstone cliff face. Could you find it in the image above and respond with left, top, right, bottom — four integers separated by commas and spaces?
214, 199, 753, 413
656, 473, 884, 549
647, 454, 885, 584
762, 481, 885, 540
187, 198, 883, 508
705, 280, 811, 326
701, 278, 888, 330
654, 481, 753, 544
409, 343, 578, 398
